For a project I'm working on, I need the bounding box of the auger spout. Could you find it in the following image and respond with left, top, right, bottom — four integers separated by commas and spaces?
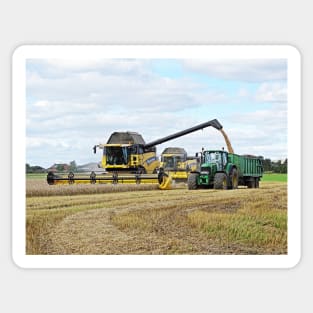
144, 119, 223, 149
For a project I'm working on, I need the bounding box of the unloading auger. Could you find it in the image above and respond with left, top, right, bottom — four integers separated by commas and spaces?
47, 118, 225, 189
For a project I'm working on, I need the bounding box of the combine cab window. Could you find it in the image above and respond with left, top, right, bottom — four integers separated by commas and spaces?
130, 145, 144, 155
162, 156, 182, 169
162, 156, 174, 168
106, 147, 130, 165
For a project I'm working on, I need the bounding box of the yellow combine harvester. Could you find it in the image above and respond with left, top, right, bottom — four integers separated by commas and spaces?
159, 147, 199, 182
47, 118, 225, 189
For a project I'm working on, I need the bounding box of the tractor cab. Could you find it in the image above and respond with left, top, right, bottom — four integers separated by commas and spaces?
191, 150, 231, 188
202, 150, 228, 171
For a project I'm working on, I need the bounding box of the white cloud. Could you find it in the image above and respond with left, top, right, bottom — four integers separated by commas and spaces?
183, 59, 287, 82
27, 59, 151, 82
227, 105, 287, 158
33, 100, 49, 107
27, 137, 70, 149
254, 82, 287, 102
237, 88, 250, 98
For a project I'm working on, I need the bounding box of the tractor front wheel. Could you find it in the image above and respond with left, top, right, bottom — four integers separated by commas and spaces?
187, 173, 199, 190
214, 173, 228, 190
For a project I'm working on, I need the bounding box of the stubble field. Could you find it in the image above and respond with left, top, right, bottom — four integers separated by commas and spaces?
26, 178, 287, 255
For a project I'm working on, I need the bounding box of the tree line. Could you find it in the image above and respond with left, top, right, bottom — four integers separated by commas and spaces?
26, 163, 46, 173
26, 159, 287, 174
26, 161, 77, 173
262, 158, 287, 173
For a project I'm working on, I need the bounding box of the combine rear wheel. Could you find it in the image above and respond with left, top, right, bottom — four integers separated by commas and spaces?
187, 173, 199, 190
214, 173, 228, 190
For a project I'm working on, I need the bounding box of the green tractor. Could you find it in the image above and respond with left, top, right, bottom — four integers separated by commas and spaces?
187, 149, 263, 190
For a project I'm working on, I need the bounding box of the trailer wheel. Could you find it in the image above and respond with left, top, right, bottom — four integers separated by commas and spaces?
230, 168, 238, 189
187, 173, 199, 190
214, 173, 228, 190
247, 178, 255, 188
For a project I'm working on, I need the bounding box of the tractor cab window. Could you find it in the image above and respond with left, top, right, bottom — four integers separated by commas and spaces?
204, 151, 225, 171
222, 152, 227, 167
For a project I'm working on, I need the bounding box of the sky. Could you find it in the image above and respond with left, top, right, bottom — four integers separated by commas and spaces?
26, 58, 288, 168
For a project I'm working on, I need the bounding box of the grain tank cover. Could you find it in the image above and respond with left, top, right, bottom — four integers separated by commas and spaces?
106, 132, 146, 145
162, 147, 187, 155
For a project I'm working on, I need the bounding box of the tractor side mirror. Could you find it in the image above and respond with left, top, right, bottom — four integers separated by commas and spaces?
93, 145, 97, 154
195, 152, 198, 157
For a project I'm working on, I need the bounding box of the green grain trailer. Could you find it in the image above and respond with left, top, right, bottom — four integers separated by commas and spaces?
187, 150, 263, 190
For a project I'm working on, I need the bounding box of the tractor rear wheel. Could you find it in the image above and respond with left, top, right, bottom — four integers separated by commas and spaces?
187, 173, 199, 190
214, 173, 228, 190
230, 168, 238, 189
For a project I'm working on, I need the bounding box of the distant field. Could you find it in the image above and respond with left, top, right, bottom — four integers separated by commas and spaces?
26, 173, 47, 179
26, 178, 287, 255
262, 173, 287, 182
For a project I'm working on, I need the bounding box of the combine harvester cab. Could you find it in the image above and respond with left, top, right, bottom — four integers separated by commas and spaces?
98, 131, 159, 174
47, 119, 224, 190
